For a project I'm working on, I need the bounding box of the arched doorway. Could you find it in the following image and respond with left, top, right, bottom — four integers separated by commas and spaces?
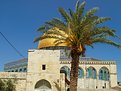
35, 79, 51, 91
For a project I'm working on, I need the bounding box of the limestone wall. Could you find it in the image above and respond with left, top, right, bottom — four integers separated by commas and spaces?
60, 60, 117, 88
0, 72, 26, 78
77, 78, 109, 89
0, 72, 27, 91
26, 49, 61, 91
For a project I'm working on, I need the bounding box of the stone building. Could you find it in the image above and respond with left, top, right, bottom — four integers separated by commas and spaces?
0, 38, 119, 91
4, 58, 28, 72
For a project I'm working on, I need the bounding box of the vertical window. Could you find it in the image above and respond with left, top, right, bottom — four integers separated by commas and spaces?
96, 86, 98, 89
42, 65, 46, 70
24, 68, 27, 72
104, 71, 107, 80
19, 69, 22, 72
104, 83, 106, 88
99, 70, 103, 80
15, 69, 18, 72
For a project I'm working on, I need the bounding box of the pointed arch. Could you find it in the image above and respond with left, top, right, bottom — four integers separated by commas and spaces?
86, 66, 97, 79
99, 67, 110, 81
78, 67, 84, 78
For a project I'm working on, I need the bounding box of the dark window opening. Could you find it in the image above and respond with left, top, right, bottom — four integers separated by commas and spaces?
42, 65, 46, 70
15, 69, 18, 72
24, 68, 27, 72
96, 86, 98, 89
19, 69, 22, 72
104, 83, 106, 88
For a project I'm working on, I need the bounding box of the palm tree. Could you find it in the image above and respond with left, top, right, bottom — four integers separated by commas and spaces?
34, 1, 121, 91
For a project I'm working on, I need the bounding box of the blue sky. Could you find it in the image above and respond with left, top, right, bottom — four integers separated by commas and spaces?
0, 0, 121, 82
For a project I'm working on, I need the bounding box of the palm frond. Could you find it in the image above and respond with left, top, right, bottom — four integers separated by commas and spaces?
95, 17, 111, 24
37, 25, 52, 33
46, 18, 66, 29
80, 16, 98, 29
92, 38, 121, 49
34, 36, 41, 42
79, 16, 98, 36
77, 1, 86, 18
54, 39, 72, 48
54, 41, 66, 46
52, 18, 66, 28
86, 7, 99, 17
75, 0, 80, 12
41, 34, 66, 40
58, 7, 71, 22
69, 8, 75, 18
91, 27, 118, 37
45, 29, 67, 38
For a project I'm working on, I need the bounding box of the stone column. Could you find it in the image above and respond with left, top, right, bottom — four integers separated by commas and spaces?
109, 63, 117, 87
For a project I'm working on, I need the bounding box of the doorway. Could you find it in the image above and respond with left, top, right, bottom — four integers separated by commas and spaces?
35, 79, 51, 91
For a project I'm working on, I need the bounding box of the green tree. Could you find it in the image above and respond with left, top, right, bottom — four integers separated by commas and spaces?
0, 79, 16, 91
6, 79, 16, 91
34, 1, 121, 91
0, 79, 5, 91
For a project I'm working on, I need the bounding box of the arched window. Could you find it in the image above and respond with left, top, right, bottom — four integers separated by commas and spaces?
15, 69, 18, 72
23, 68, 27, 72
99, 70, 103, 80
99, 67, 109, 81
60, 66, 70, 78
92, 68, 97, 79
86, 67, 97, 79
19, 68, 22, 72
78, 67, 84, 78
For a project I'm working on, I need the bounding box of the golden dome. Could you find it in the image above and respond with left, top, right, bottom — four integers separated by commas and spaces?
38, 28, 83, 51
38, 38, 67, 49
38, 28, 67, 49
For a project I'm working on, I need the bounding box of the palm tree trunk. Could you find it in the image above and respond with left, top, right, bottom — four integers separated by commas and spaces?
70, 49, 80, 91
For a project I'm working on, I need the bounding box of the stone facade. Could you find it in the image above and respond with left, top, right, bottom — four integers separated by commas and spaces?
26, 49, 61, 91
0, 49, 118, 91
0, 72, 26, 91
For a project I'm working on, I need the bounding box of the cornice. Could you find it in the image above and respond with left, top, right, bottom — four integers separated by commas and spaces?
60, 60, 116, 65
